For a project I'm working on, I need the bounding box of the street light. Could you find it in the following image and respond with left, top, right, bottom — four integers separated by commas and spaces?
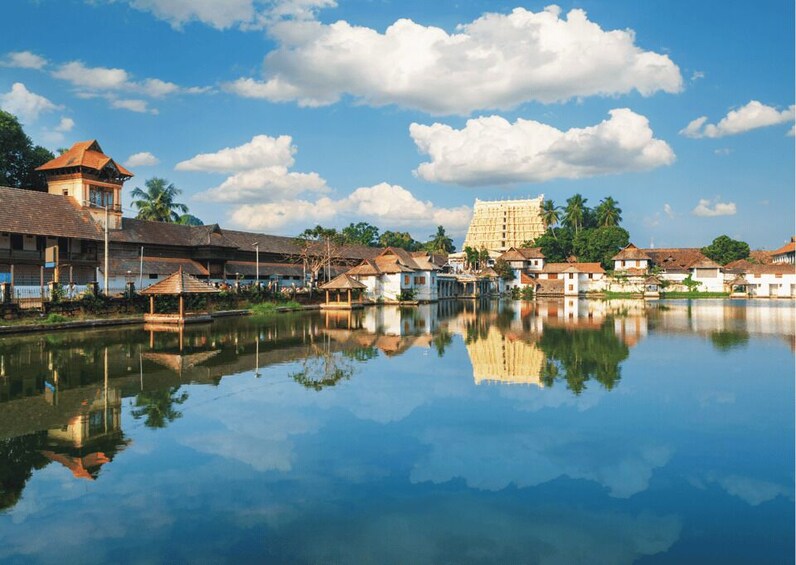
252, 242, 259, 287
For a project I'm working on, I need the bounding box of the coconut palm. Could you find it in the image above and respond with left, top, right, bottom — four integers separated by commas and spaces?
540, 199, 561, 235
596, 197, 622, 227
564, 194, 588, 233
427, 225, 455, 254
130, 177, 189, 223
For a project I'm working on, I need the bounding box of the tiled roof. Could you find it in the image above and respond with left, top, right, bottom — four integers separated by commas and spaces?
740, 263, 796, 275
612, 243, 651, 261
0, 186, 102, 239
36, 140, 133, 177
347, 260, 382, 276
140, 269, 219, 295
772, 239, 795, 256
543, 262, 604, 274
642, 248, 709, 270
499, 246, 545, 261
110, 256, 208, 276
320, 273, 367, 290
691, 258, 722, 269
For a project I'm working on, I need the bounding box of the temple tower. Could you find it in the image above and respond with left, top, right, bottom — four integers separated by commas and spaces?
463, 196, 546, 252
36, 140, 133, 230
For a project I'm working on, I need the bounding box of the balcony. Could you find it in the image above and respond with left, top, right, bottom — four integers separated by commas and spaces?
0, 249, 44, 264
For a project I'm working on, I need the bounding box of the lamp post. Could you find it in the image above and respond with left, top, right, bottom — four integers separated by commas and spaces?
252, 242, 259, 287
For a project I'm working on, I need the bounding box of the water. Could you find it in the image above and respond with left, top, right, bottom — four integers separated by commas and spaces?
0, 299, 793, 564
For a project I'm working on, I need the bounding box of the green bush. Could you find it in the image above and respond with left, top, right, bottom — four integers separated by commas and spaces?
250, 302, 278, 316
44, 313, 67, 324
284, 300, 302, 310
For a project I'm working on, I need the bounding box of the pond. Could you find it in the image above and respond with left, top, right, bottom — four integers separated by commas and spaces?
0, 299, 793, 564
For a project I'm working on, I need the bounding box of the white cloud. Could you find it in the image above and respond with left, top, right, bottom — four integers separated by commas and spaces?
111, 98, 158, 114
176, 135, 296, 173
229, 182, 472, 233
663, 203, 674, 218
182, 135, 329, 204
55, 117, 74, 132
129, 0, 257, 30
226, 5, 682, 115
411, 108, 675, 186
124, 151, 160, 167
690, 70, 704, 81
681, 100, 795, 138
0, 82, 59, 123
125, 0, 335, 29
2, 50, 47, 69
692, 198, 737, 217
53, 61, 130, 90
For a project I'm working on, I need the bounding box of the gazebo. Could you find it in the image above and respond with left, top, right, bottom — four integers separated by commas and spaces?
643, 275, 662, 298
140, 268, 219, 324
728, 274, 751, 297
319, 274, 367, 310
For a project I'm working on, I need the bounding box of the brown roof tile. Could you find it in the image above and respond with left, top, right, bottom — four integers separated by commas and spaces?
36, 140, 133, 177
140, 269, 219, 295
0, 186, 102, 240
642, 248, 709, 270
612, 243, 651, 261
320, 273, 367, 290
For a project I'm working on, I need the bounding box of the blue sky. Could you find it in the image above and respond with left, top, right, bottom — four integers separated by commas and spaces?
1, 0, 793, 249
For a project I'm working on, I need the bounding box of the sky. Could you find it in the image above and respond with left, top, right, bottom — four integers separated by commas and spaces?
0, 0, 793, 249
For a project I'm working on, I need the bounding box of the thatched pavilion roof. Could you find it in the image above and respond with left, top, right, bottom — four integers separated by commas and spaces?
320, 273, 367, 290
140, 269, 219, 295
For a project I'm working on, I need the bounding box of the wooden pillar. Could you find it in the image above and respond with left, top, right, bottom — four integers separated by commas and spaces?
325, 290, 329, 304
179, 295, 184, 319
347, 289, 351, 304
149, 295, 155, 314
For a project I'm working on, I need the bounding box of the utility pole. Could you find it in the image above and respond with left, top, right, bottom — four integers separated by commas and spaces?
104, 205, 109, 294
253, 242, 259, 285
139, 246, 144, 289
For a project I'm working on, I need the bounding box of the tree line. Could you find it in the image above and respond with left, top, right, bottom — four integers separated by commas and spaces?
298, 222, 456, 254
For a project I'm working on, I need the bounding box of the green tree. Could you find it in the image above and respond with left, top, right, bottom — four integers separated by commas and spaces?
528, 228, 574, 263
130, 177, 189, 222
131, 386, 189, 428
478, 247, 490, 269
563, 194, 589, 233
0, 110, 54, 190
425, 225, 455, 254
378, 230, 422, 251
540, 199, 562, 236
701, 235, 750, 265
341, 222, 380, 246
595, 196, 622, 227
463, 246, 480, 270
177, 214, 203, 226
299, 225, 342, 243
573, 226, 630, 269
493, 258, 514, 281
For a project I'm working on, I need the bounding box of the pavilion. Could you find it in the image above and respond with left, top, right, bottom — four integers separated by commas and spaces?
319, 274, 367, 310
140, 268, 218, 324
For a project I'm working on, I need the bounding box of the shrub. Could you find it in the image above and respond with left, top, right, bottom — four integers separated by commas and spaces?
44, 313, 67, 324
250, 303, 278, 316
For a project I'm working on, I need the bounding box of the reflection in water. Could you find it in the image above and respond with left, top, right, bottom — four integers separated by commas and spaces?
0, 298, 792, 562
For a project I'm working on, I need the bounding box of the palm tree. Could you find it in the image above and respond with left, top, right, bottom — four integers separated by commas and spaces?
596, 197, 622, 227
564, 194, 588, 233
463, 246, 479, 271
130, 177, 189, 223
540, 199, 561, 237
427, 225, 455, 254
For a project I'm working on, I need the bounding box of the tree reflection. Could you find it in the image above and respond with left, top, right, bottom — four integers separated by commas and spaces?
131, 387, 189, 428
709, 330, 750, 352
291, 347, 355, 391
537, 321, 629, 394
432, 328, 453, 357
0, 432, 49, 511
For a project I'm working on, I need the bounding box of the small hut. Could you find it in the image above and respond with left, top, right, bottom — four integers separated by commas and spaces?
643, 275, 662, 298
140, 268, 219, 324
319, 274, 367, 310
728, 274, 751, 298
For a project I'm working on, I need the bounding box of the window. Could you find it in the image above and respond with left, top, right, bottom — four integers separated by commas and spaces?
414, 276, 425, 285
89, 186, 114, 208
568, 284, 574, 291
588, 273, 593, 279
404, 275, 410, 285
621, 260, 626, 267
149, 274, 158, 280
10, 234, 22, 250
568, 273, 574, 279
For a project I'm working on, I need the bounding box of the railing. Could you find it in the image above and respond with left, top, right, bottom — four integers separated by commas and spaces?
0, 249, 44, 262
